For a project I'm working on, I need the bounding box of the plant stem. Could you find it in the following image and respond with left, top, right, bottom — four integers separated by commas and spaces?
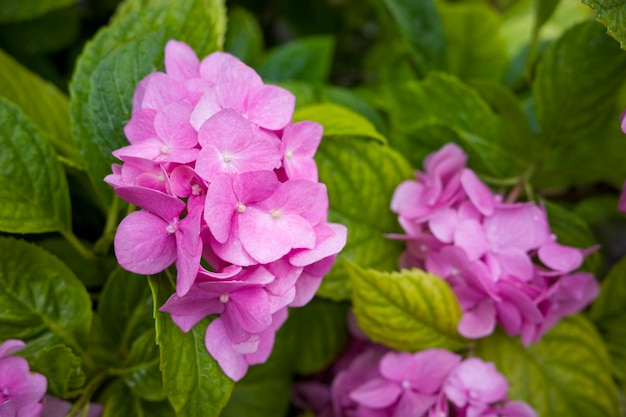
65, 371, 108, 417
60, 230, 96, 260
93, 196, 121, 256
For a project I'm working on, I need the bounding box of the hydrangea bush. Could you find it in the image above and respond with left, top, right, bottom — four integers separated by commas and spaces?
1, 0, 626, 416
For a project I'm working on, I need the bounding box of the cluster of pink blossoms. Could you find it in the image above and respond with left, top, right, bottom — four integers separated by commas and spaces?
389, 143, 599, 345
106, 40, 347, 380
0, 340, 46, 417
294, 322, 535, 417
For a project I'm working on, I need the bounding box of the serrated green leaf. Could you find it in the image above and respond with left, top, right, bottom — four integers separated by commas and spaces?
149, 274, 234, 417
438, 3, 509, 82
224, 6, 264, 66
0, 237, 92, 355
315, 137, 413, 300
0, 97, 71, 233
30, 345, 85, 398
294, 103, 386, 144
543, 201, 602, 274
583, 0, 626, 48
257, 36, 335, 83
590, 256, 626, 381
0, 48, 79, 165
348, 263, 466, 352
389, 73, 529, 176
70, 0, 226, 208
280, 298, 349, 375
103, 380, 175, 417
98, 267, 153, 348
120, 329, 164, 402
0, 0, 75, 23
533, 20, 626, 149
379, 0, 446, 74
476, 315, 620, 417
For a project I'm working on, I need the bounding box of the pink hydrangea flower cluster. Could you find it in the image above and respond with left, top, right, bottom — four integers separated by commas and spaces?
389, 143, 599, 345
106, 40, 347, 381
294, 328, 535, 417
0, 339, 47, 417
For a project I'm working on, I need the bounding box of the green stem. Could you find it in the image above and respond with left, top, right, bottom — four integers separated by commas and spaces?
60, 230, 96, 260
65, 371, 108, 417
93, 196, 122, 256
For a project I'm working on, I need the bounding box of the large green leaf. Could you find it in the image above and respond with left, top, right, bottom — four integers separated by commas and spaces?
257, 36, 335, 83
0, 49, 79, 166
590, 256, 626, 382
0, 97, 71, 233
119, 329, 165, 402
533, 20, 626, 148
294, 103, 386, 144
348, 263, 466, 352
379, 0, 446, 74
582, 0, 626, 48
0, 0, 74, 23
279, 298, 349, 375
315, 136, 413, 300
30, 345, 85, 398
224, 6, 265, 66
69, 0, 226, 208
102, 381, 175, 417
438, 2, 509, 82
475, 315, 620, 417
0, 237, 92, 355
149, 274, 234, 417
389, 73, 530, 176
98, 267, 153, 348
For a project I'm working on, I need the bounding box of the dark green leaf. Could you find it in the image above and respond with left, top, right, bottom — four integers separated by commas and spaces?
120, 329, 164, 401
98, 267, 153, 348
0, 0, 74, 23
379, 0, 446, 74
348, 263, 466, 352
476, 315, 620, 417
533, 0, 561, 37
70, 0, 226, 208
224, 6, 264, 66
582, 0, 626, 48
30, 345, 85, 398
315, 136, 413, 300
149, 274, 234, 417
438, 2, 509, 81
280, 298, 349, 375
533, 20, 626, 149
0, 97, 71, 233
0, 237, 92, 355
257, 36, 335, 83
102, 381, 175, 417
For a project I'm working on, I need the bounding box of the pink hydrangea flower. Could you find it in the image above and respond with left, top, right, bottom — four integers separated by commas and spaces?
619, 181, 626, 213
389, 143, 599, 345
0, 340, 47, 417
107, 40, 347, 381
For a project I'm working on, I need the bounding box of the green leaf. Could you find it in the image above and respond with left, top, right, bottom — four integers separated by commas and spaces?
149, 274, 234, 417
0, 97, 71, 233
294, 103, 386, 144
0, 237, 92, 354
582, 0, 626, 48
103, 381, 175, 417
30, 345, 85, 398
533, 0, 561, 37
348, 263, 466, 352
438, 2, 509, 81
98, 267, 153, 348
543, 201, 602, 274
224, 6, 264, 66
389, 73, 529, 176
475, 315, 620, 417
315, 136, 413, 300
280, 298, 349, 375
533, 20, 626, 149
379, 0, 446, 74
0, 0, 75, 23
0, 48, 73, 158
590, 256, 626, 382
70, 0, 226, 208
120, 329, 164, 402
257, 36, 335, 83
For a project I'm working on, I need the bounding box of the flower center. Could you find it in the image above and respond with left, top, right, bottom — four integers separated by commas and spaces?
191, 183, 202, 196
469, 390, 478, 400
285, 150, 294, 160
223, 153, 233, 163
271, 209, 281, 219
401, 380, 410, 390
1, 387, 10, 400
219, 294, 229, 303
236, 203, 247, 213
160, 145, 171, 155
166, 220, 178, 234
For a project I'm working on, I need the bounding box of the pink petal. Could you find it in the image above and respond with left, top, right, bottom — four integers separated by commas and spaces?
428, 208, 458, 243
289, 223, 347, 267
454, 219, 490, 261
113, 186, 185, 221
247, 84, 296, 130
393, 391, 437, 417
160, 290, 223, 332
132, 72, 186, 112
205, 318, 249, 381
538, 241, 583, 273
199, 51, 232, 83
123, 108, 157, 144
190, 87, 221, 130
458, 299, 497, 339
619, 181, 626, 213
204, 174, 238, 243
216, 56, 262, 115
227, 287, 272, 333
165, 40, 199, 80
349, 379, 402, 408
209, 223, 258, 267
484, 204, 550, 251
494, 248, 533, 281
0, 340, 25, 358
461, 168, 495, 216
154, 101, 197, 149
114, 210, 177, 274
